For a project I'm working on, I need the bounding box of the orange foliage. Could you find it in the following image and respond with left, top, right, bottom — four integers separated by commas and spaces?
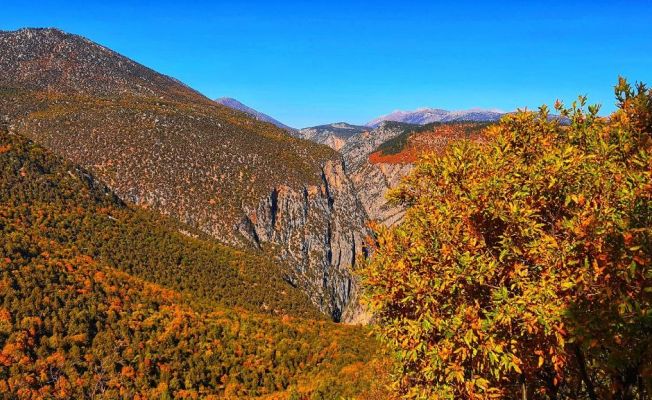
369, 122, 488, 164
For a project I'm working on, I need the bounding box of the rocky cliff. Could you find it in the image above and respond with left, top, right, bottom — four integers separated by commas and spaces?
236, 159, 371, 321
339, 122, 414, 226
348, 161, 411, 226
296, 123, 369, 151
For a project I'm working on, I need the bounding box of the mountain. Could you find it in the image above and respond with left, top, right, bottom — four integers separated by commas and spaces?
0, 126, 382, 398
295, 122, 370, 151
0, 125, 321, 319
0, 28, 369, 321
215, 97, 295, 131
366, 107, 504, 127
340, 121, 492, 227
0, 28, 206, 103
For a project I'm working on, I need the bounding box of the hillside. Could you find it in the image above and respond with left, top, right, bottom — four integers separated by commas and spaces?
0, 128, 325, 318
0, 28, 370, 320
0, 127, 383, 398
369, 121, 490, 164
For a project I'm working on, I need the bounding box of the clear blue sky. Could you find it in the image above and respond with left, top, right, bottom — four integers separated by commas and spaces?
3, 1, 652, 128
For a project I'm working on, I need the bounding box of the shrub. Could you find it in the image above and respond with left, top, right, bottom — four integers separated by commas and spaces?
362, 79, 652, 399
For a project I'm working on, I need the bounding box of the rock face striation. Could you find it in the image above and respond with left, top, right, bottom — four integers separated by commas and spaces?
348, 161, 411, 227
0, 28, 370, 321
237, 159, 371, 321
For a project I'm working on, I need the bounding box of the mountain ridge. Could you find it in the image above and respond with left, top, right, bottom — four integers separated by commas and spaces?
0, 27, 210, 104
366, 107, 504, 127
215, 97, 295, 131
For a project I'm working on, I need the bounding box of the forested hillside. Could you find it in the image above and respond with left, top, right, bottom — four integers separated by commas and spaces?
0, 128, 321, 318
0, 128, 383, 399
369, 121, 491, 164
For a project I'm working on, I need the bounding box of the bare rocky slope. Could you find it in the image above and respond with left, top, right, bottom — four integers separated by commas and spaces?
0, 28, 369, 321
339, 122, 413, 226
320, 121, 492, 229
293, 121, 413, 228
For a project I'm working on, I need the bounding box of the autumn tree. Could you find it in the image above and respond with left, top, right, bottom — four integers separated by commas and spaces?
362, 79, 652, 399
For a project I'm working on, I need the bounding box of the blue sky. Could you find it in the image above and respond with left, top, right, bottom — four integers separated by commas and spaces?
3, 1, 652, 128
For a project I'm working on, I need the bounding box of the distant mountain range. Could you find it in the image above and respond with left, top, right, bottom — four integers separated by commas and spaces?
366, 107, 505, 127
214, 100, 505, 135
215, 97, 295, 131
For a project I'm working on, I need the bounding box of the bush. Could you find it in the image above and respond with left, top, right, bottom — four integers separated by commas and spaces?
362, 79, 652, 399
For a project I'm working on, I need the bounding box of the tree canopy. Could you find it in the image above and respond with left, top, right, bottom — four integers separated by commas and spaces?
362, 78, 652, 399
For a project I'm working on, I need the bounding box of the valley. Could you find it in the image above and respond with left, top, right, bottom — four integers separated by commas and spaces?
0, 28, 501, 323
2, 15, 647, 399
0, 27, 501, 399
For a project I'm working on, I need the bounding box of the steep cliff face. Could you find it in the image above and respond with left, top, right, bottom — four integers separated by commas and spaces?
340, 122, 413, 226
349, 161, 411, 226
236, 159, 370, 321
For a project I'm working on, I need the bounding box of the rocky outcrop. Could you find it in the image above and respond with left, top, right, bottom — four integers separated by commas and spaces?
349, 161, 411, 226
338, 122, 413, 226
237, 159, 371, 321
295, 123, 369, 151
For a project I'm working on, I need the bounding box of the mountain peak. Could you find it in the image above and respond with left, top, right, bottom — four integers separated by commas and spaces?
215, 96, 244, 106
215, 97, 295, 131
0, 28, 207, 103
